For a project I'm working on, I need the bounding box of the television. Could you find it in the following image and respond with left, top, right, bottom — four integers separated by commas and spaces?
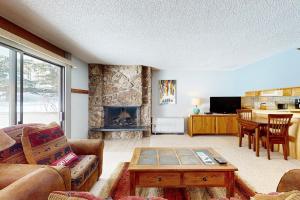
210, 97, 241, 114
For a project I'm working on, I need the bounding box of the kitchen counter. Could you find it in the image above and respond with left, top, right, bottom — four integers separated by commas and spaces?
252, 109, 300, 117
252, 109, 300, 160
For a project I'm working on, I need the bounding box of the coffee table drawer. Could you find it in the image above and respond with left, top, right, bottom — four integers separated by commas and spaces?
183, 172, 225, 186
138, 173, 180, 186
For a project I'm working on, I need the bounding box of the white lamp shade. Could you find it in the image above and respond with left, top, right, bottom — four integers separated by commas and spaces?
0, 131, 16, 151
192, 98, 201, 106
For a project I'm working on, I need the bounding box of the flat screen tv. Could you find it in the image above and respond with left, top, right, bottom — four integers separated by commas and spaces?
210, 97, 241, 114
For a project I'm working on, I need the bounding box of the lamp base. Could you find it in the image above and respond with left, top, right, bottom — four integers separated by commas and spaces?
193, 107, 200, 114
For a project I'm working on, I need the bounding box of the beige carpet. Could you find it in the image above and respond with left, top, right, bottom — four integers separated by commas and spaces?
91, 135, 300, 196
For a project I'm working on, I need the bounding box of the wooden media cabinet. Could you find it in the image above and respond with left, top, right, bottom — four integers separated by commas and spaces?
188, 114, 239, 136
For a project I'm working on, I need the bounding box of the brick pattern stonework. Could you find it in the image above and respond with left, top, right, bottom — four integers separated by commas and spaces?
88, 64, 152, 139
141, 67, 152, 137
89, 64, 103, 128
102, 65, 142, 106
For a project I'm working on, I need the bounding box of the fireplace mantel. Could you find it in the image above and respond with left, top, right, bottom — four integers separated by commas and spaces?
89, 126, 148, 132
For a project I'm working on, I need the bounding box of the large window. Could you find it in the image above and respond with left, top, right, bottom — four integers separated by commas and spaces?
0, 46, 14, 127
0, 44, 64, 128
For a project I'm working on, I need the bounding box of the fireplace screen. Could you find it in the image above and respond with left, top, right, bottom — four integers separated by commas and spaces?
104, 106, 140, 128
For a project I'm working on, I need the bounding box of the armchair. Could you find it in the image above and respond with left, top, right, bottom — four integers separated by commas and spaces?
0, 124, 104, 192
0, 167, 67, 200
277, 169, 300, 192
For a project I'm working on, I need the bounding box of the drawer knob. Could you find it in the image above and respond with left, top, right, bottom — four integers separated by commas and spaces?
157, 177, 162, 182
202, 177, 208, 182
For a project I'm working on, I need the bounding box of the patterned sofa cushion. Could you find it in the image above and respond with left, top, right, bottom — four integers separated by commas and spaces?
70, 155, 98, 190
0, 124, 41, 164
21, 122, 73, 165
49, 191, 103, 200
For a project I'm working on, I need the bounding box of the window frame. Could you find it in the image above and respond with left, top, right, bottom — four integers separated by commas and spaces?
0, 42, 66, 128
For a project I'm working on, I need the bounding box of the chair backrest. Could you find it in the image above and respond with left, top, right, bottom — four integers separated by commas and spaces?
236, 109, 252, 120
238, 118, 257, 130
268, 114, 293, 137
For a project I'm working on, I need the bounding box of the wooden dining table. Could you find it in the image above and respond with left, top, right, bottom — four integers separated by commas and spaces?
242, 117, 293, 157
245, 117, 268, 157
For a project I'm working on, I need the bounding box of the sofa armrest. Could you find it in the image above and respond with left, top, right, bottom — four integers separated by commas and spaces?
0, 168, 66, 200
277, 169, 300, 192
50, 165, 72, 190
0, 164, 71, 191
68, 139, 104, 176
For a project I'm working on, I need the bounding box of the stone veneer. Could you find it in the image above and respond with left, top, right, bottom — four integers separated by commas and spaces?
88, 64, 152, 139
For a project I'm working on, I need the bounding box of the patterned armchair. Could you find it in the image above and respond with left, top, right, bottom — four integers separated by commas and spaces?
0, 124, 104, 194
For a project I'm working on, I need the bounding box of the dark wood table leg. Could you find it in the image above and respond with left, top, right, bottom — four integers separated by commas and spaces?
256, 127, 260, 157
129, 172, 136, 196
226, 172, 235, 198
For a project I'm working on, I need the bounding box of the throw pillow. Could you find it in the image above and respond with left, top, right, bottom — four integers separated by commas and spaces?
0, 124, 43, 164
21, 122, 73, 165
48, 191, 103, 200
51, 152, 78, 166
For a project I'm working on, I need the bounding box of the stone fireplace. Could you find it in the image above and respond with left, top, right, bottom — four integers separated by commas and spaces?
88, 64, 151, 139
103, 106, 140, 128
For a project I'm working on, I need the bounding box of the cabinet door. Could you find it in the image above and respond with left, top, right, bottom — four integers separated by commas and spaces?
283, 88, 292, 96
216, 116, 238, 135
245, 91, 258, 97
292, 88, 300, 96
192, 116, 216, 134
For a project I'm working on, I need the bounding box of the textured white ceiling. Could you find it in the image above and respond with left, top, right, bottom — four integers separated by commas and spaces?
0, 0, 300, 70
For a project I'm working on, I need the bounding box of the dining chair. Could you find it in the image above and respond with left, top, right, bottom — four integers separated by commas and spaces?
262, 114, 293, 160
236, 109, 256, 149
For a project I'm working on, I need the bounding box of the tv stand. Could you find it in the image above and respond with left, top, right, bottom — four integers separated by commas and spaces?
188, 114, 238, 136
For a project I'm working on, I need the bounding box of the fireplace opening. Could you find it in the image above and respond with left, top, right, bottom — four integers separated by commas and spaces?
104, 106, 140, 128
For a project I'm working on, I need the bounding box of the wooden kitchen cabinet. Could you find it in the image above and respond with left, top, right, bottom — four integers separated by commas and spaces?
188, 114, 238, 136
245, 86, 300, 97
245, 91, 259, 97
292, 87, 300, 96
283, 88, 292, 96
216, 116, 239, 135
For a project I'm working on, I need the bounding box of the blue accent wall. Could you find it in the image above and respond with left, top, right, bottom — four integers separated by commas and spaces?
235, 49, 300, 94
152, 48, 300, 117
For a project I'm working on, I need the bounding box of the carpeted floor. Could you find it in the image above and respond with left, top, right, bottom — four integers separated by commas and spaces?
91, 135, 300, 196
97, 162, 254, 200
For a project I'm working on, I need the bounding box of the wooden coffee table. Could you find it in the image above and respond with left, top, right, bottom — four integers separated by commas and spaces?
128, 147, 238, 198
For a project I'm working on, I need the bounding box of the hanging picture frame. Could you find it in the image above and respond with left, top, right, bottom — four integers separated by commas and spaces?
159, 80, 176, 105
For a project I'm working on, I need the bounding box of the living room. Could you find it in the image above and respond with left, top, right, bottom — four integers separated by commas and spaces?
0, 1, 300, 200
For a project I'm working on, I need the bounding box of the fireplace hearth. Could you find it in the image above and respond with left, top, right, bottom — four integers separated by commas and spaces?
104, 106, 140, 128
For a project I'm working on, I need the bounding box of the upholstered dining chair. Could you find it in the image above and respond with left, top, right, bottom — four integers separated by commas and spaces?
236, 109, 256, 149
262, 114, 293, 160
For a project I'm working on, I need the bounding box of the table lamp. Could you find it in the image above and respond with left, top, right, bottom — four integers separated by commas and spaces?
192, 98, 201, 114
0, 131, 15, 151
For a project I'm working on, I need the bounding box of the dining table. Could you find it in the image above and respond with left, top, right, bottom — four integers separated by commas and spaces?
245, 117, 269, 157
243, 117, 293, 157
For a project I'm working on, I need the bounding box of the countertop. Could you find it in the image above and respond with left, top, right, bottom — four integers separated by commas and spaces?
252, 109, 300, 119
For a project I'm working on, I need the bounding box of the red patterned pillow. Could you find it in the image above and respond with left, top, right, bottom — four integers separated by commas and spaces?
21, 122, 73, 165
120, 197, 167, 200
49, 191, 103, 200
0, 124, 43, 164
51, 152, 78, 166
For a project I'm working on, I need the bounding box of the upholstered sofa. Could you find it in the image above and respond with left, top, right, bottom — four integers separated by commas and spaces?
0, 166, 67, 200
0, 124, 104, 199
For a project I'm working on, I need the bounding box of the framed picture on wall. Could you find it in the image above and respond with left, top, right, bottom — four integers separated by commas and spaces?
159, 80, 176, 105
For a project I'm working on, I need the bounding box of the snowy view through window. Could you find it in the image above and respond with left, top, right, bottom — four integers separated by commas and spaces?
0, 45, 61, 127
